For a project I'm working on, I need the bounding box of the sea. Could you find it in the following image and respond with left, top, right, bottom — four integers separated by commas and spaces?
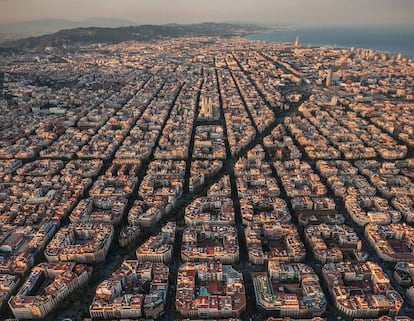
246, 26, 414, 59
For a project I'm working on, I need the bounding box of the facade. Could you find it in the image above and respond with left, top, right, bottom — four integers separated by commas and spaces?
322, 261, 403, 318
253, 262, 326, 317
305, 224, 366, 264
176, 262, 246, 318
181, 224, 239, 264
365, 223, 414, 262
135, 222, 176, 263
89, 260, 168, 319
44, 223, 114, 263
9, 263, 91, 319
185, 197, 235, 226
245, 223, 306, 265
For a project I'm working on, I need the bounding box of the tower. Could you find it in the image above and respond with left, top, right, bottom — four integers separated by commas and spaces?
294, 36, 300, 48
326, 68, 333, 87
200, 96, 213, 118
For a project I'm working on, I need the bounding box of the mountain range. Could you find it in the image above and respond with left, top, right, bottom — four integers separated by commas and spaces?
0, 18, 138, 38
0, 22, 268, 49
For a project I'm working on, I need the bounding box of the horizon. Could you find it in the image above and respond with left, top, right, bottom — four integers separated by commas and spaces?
3, 18, 414, 28
0, 0, 413, 27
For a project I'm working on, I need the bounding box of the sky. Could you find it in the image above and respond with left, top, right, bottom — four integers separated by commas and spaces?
0, 0, 413, 27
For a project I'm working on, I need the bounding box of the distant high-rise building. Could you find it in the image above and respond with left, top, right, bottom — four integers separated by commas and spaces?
326, 68, 333, 87
340, 61, 347, 80
294, 35, 300, 48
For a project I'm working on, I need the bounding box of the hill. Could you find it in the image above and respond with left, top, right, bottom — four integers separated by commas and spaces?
1, 23, 268, 49
0, 18, 137, 38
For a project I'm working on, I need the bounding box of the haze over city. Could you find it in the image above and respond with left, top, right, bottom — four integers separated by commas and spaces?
0, 0, 414, 26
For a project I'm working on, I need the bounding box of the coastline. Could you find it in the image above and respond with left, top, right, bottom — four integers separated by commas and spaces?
245, 26, 414, 59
